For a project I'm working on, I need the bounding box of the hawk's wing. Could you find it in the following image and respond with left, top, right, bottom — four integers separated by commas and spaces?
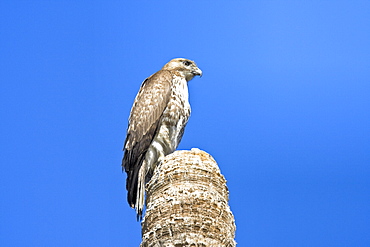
122, 70, 173, 207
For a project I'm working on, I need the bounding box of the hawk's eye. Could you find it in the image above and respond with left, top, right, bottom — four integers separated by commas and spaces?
183, 61, 191, 66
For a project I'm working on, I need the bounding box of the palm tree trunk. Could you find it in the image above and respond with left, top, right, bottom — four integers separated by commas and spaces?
141, 148, 236, 247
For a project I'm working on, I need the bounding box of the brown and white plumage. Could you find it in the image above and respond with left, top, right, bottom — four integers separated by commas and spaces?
122, 58, 202, 219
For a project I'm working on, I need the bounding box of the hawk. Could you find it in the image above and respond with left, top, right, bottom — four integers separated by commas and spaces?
122, 58, 202, 219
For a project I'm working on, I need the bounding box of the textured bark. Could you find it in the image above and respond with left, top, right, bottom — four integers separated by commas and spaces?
141, 148, 236, 247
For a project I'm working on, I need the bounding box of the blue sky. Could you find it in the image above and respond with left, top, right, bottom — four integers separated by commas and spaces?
1, 1, 369, 246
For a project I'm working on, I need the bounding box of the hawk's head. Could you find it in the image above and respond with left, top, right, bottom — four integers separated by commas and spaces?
163, 58, 202, 82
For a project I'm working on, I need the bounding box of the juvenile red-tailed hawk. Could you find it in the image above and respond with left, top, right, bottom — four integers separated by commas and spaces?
122, 58, 202, 219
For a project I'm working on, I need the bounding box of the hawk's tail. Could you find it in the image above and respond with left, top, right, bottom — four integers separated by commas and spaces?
135, 163, 146, 220
123, 152, 146, 220
125, 158, 146, 221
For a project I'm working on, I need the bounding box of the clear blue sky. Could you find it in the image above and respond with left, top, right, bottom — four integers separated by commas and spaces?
1, 1, 369, 246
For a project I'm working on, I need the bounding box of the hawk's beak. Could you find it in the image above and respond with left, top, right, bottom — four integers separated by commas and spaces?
193, 67, 202, 77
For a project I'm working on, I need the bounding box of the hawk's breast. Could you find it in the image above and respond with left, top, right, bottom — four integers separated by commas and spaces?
161, 75, 190, 150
